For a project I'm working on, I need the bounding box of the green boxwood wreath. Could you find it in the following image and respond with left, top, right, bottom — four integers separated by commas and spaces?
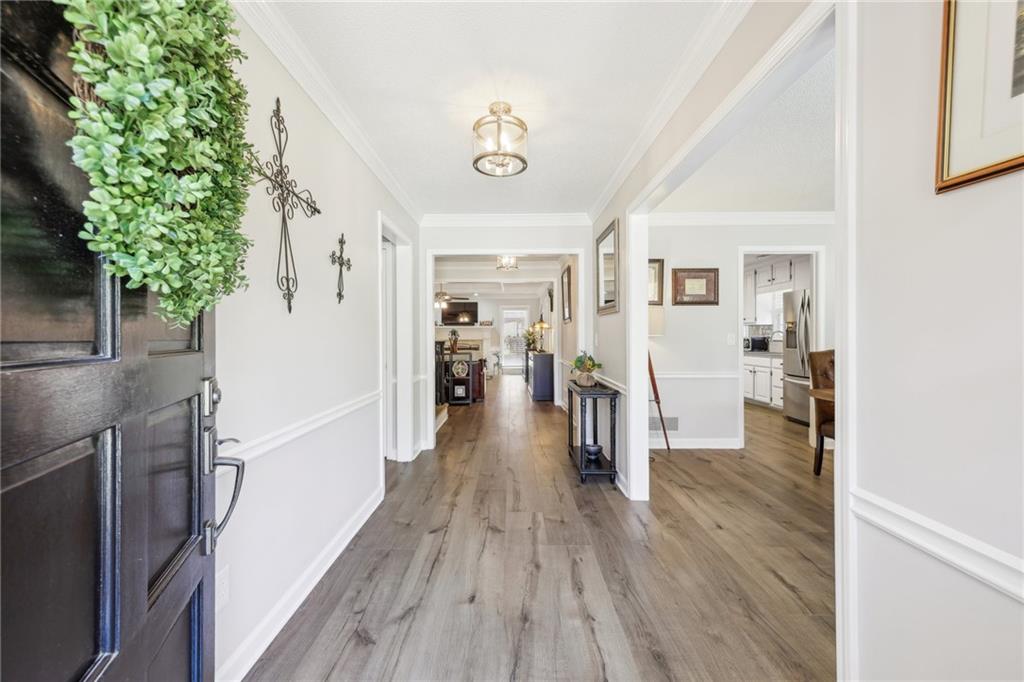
58, 0, 253, 326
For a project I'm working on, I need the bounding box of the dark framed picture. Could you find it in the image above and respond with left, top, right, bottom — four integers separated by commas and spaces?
561, 264, 572, 322
935, 0, 1024, 192
648, 259, 664, 305
672, 268, 719, 306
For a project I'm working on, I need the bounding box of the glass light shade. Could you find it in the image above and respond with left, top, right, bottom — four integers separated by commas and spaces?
473, 101, 528, 177
534, 314, 551, 330
496, 255, 519, 271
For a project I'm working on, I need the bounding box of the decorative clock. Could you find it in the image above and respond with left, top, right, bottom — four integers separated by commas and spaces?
452, 360, 470, 378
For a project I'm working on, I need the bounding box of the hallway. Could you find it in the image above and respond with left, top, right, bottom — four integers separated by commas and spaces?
245, 376, 834, 680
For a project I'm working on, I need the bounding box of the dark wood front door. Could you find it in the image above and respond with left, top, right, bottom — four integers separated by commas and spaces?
2, 4, 218, 679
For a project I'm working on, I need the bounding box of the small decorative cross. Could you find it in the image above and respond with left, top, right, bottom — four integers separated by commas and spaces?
329, 235, 352, 303
249, 97, 321, 313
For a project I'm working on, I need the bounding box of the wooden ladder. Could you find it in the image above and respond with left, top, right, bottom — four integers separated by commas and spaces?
649, 352, 671, 452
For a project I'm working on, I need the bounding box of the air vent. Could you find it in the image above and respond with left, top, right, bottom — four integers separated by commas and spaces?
649, 417, 679, 432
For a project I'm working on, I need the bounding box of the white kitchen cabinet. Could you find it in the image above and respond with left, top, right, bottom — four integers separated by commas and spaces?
745, 356, 785, 409
772, 258, 793, 286
753, 366, 772, 403
754, 266, 773, 290
743, 269, 756, 323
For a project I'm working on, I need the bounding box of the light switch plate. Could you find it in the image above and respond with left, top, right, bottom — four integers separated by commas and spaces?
726, 332, 736, 346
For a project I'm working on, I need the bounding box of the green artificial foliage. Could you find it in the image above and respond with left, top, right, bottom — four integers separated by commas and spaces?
572, 351, 602, 373
57, 0, 253, 325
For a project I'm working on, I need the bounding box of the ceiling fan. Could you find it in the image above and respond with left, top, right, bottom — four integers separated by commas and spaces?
434, 281, 469, 306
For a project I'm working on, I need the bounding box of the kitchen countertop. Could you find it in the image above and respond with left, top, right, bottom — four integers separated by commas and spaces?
744, 351, 783, 358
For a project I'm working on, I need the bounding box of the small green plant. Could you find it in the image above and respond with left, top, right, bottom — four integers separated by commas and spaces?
523, 328, 539, 351
573, 351, 602, 373
58, 0, 253, 326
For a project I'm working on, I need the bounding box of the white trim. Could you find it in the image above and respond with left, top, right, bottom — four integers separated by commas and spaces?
834, 2, 858, 677
587, 0, 754, 219
851, 489, 1024, 604
420, 213, 591, 229
591, 372, 628, 395
214, 484, 384, 682
232, 3, 420, 222
434, 409, 448, 434
625, 2, 836, 215
379, 211, 416, 463
414, 374, 428, 383
654, 371, 741, 380
216, 390, 381, 474
650, 437, 744, 450
649, 211, 835, 227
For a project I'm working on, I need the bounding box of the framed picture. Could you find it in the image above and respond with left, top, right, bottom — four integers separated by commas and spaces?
672, 268, 719, 306
935, 0, 1024, 192
648, 259, 664, 305
561, 264, 572, 322
596, 219, 619, 315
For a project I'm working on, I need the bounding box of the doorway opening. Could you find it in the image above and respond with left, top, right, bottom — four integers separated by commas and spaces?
624, 3, 846, 676
381, 236, 397, 460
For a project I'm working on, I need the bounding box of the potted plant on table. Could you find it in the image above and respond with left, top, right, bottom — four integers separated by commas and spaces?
572, 351, 602, 387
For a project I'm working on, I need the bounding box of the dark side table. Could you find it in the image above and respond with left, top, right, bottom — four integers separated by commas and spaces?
567, 380, 619, 485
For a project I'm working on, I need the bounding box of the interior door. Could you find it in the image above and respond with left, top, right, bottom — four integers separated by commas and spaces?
2, 4, 218, 679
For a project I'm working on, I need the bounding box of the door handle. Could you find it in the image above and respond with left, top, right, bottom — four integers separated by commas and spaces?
202, 445, 245, 555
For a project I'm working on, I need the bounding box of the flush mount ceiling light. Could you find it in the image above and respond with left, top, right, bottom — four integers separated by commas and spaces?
473, 101, 528, 177
496, 255, 520, 271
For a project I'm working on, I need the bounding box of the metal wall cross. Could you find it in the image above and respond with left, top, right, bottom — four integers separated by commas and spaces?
249, 97, 321, 313
329, 235, 352, 303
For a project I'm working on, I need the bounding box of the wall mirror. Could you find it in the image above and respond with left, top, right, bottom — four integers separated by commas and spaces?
596, 218, 619, 315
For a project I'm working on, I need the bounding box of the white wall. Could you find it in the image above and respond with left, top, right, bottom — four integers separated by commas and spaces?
213, 18, 419, 680
850, 2, 1023, 677
588, 1, 813, 500
648, 220, 832, 447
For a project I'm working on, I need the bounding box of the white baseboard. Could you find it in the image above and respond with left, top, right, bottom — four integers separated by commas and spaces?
215, 485, 385, 681
650, 436, 743, 450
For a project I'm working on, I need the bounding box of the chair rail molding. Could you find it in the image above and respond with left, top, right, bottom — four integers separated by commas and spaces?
851, 488, 1024, 603
216, 389, 382, 475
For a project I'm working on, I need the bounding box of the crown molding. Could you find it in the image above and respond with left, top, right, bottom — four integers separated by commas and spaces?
233, 2, 421, 222
587, 0, 754, 221
649, 211, 835, 227
419, 213, 592, 229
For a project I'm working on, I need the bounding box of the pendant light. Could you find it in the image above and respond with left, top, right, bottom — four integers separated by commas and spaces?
472, 101, 528, 177
496, 255, 519, 271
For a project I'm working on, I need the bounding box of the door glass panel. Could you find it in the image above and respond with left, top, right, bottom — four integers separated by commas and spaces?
146, 398, 197, 591
1, 7, 109, 365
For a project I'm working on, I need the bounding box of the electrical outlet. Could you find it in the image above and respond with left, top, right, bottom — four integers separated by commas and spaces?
216, 565, 230, 613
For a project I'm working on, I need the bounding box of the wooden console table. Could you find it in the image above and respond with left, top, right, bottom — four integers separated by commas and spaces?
567, 380, 619, 484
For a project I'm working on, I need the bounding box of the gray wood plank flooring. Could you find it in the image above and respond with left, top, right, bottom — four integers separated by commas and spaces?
245, 376, 835, 681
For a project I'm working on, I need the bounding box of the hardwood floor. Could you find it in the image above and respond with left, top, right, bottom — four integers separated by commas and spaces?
245, 376, 835, 681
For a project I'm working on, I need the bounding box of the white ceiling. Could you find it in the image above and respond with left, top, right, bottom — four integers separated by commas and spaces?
260, 2, 723, 215
440, 280, 550, 300
655, 49, 835, 213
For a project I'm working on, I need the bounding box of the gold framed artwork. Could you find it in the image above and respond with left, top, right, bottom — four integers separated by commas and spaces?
935, 0, 1024, 192
648, 259, 664, 305
671, 268, 719, 306
561, 264, 572, 322
596, 219, 619, 315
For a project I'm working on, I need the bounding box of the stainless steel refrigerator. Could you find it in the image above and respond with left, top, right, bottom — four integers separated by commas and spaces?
782, 289, 812, 425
